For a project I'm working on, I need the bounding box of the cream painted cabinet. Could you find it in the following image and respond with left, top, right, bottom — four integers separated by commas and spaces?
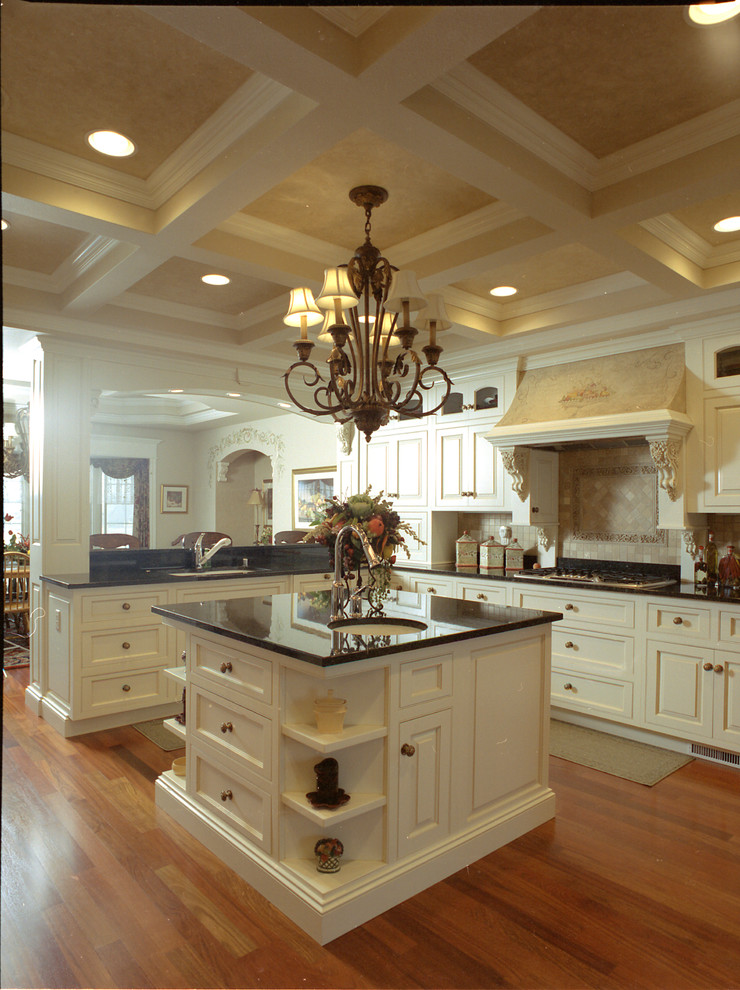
701, 393, 740, 510
509, 448, 559, 525
434, 422, 506, 509
396, 707, 452, 858
363, 428, 428, 506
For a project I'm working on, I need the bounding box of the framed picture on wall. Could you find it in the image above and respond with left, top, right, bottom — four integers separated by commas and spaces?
262, 479, 273, 525
292, 468, 336, 528
160, 484, 188, 513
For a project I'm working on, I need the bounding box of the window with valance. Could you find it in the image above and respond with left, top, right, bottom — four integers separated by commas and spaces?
90, 457, 150, 547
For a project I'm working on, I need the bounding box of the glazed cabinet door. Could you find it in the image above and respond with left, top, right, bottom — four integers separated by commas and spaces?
396, 708, 452, 859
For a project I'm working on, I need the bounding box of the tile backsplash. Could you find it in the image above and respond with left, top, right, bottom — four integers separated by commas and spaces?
458, 444, 739, 566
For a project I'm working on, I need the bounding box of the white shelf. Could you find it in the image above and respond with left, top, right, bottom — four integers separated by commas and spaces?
163, 717, 186, 741
164, 666, 186, 683
281, 722, 387, 752
281, 857, 385, 893
282, 791, 386, 825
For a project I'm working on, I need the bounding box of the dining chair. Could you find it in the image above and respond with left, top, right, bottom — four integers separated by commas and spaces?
4, 551, 30, 637
171, 532, 231, 550
90, 534, 141, 549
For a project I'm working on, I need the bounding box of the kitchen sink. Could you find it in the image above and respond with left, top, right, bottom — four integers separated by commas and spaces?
327, 616, 428, 635
167, 568, 257, 578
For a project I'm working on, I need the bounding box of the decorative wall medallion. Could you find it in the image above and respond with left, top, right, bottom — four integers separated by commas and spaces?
571, 464, 667, 545
559, 381, 611, 405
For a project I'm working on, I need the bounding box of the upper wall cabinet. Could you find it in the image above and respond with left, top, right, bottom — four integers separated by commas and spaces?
431, 375, 506, 424
500, 447, 559, 525
362, 427, 429, 507
434, 423, 507, 510
702, 393, 740, 510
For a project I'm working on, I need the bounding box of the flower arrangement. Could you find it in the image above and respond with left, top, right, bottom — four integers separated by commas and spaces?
314, 837, 344, 862
302, 487, 423, 599
4, 514, 29, 553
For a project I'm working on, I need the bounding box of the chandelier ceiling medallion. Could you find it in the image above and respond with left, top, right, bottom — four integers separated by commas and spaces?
283, 185, 454, 442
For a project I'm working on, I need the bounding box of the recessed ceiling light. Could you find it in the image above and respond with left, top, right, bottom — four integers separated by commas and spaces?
490, 286, 517, 297
87, 130, 136, 157
168, 388, 184, 394
1, 219, 8, 231
226, 392, 241, 398
687, 2, 740, 24
713, 215, 740, 233
201, 274, 230, 285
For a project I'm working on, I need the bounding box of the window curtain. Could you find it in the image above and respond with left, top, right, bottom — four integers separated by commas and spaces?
91, 457, 150, 547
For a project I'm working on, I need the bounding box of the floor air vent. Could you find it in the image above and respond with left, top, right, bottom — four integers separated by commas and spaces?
690, 743, 740, 767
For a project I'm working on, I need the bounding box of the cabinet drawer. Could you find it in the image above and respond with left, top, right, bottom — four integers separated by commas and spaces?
551, 668, 633, 719
399, 653, 453, 709
191, 743, 272, 853
81, 589, 169, 624
719, 608, 740, 648
456, 580, 507, 606
410, 577, 455, 598
191, 635, 273, 707
514, 589, 635, 629
81, 622, 169, 671
647, 602, 712, 640
552, 627, 633, 677
176, 577, 289, 604
191, 684, 272, 780
80, 667, 173, 717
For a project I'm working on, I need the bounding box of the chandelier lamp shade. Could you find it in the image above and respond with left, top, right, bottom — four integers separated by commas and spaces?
283, 185, 453, 442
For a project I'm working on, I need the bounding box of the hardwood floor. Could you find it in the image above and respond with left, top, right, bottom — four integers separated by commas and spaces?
3, 663, 740, 990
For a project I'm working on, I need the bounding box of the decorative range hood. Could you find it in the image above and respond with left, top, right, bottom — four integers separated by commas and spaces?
487, 344, 693, 501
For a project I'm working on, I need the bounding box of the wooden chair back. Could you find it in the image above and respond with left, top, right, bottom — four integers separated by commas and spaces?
4, 552, 30, 635
90, 534, 141, 550
273, 530, 309, 544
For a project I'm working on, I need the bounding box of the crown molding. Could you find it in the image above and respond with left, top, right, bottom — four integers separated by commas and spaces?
390, 202, 524, 266
217, 213, 342, 266
116, 291, 243, 329
640, 215, 740, 268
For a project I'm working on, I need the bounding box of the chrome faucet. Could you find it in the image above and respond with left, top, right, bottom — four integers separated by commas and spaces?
331, 523, 384, 619
194, 533, 232, 571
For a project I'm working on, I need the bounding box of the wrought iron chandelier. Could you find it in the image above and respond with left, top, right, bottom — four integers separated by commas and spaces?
283, 185, 453, 442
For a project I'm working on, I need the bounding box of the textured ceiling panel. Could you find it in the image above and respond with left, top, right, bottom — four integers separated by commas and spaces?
2, 213, 88, 275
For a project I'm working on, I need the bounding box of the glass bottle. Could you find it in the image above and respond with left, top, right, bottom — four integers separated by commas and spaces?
705, 532, 719, 586
718, 546, 740, 588
694, 547, 707, 586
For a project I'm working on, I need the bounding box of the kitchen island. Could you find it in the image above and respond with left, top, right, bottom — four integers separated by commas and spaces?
153, 590, 561, 943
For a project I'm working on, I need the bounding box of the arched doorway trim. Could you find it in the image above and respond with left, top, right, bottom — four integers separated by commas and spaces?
207, 427, 286, 487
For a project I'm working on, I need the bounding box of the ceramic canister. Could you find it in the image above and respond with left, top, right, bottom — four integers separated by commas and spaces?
505, 537, 524, 572
479, 535, 504, 572
456, 531, 478, 569
313, 689, 347, 734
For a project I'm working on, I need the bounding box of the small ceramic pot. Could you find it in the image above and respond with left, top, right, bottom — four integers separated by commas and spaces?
314, 689, 347, 734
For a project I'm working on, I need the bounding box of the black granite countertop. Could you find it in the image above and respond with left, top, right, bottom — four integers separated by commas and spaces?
396, 566, 740, 604
152, 591, 562, 667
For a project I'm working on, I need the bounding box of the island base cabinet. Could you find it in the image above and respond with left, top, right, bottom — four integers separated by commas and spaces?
396, 708, 452, 859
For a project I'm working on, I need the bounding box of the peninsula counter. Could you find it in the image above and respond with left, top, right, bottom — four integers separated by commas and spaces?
153, 590, 561, 943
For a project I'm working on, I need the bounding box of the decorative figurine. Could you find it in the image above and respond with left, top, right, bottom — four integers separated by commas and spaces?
314, 837, 344, 873
306, 757, 350, 809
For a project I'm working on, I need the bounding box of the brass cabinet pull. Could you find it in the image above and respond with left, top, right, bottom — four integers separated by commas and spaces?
703, 662, 714, 671
122, 602, 131, 610
220, 721, 233, 733
401, 743, 416, 757
219, 661, 233, 673
220, 789, 233, 801
122, 642, 130, 650
122, 683, 131, 692
181, 651, 187, 663
673, 616, 683, 625
563, 683, 573, 690
532, 506, 539, 513
476, 593, 487, 600
565, 603, 574, 610
714, 664, 724, 674
388, 492, 399, 498
565, 641, 574, 649
427, 587, 437, 594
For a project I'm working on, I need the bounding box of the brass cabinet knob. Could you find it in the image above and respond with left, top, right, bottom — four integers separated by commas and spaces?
703, 662, 714, 671
673, 616, 683, 625
122, 683, 131, 692
532, 506, 539, 513
427, 587, 437, 594
471, 492, 477, 499
714, 664, 724, 674
122, 602, 131, 610
122, 642, 130, 650
219, 661, 233, 673
220, 789, 233, 801
180, 651, 187, 663
565, 603, 574, 610
220, 721, 233, 733
565, 641, 574, 649
476, 593, 487, 600
401, 743, 416, 757
563, 683, 573, 690
388, 492, 399, 499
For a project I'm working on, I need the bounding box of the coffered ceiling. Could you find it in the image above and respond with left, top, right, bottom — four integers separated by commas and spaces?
2, 2, 740, 410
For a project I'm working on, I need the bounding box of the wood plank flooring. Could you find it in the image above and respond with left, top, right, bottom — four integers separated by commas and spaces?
3, 663, 740, 990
